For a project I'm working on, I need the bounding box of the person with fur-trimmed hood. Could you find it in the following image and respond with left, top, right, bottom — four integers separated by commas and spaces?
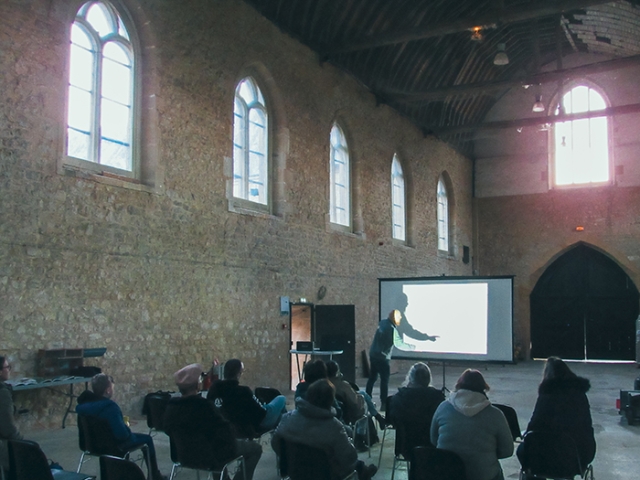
517, 356, 596, 469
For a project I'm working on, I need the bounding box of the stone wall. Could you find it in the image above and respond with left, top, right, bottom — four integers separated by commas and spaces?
0, 0, 473, 425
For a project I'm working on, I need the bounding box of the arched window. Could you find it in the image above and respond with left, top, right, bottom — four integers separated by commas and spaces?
553, 85, 609, 187
66, 1, 135, 175
391, 154, 406, 241
233, 77, 269, 205
437, 176, 449, 252
330, 124, 350, 227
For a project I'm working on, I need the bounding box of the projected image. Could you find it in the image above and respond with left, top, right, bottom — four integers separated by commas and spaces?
398, 283, 488, 354
380, 276, 513, 362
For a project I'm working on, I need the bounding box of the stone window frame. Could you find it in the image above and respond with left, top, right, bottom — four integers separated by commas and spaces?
329, 122, 351, 230
437, 172, 455, 256
391, 153, 406, 242
226, 64, 288, 218
59, 0, 163, 194
549, 81, 613, 189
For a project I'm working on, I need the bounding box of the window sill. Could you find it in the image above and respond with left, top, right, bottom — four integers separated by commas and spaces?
61, 165, 162, 195
327, 221, 364, 239
228, 200, 277, 219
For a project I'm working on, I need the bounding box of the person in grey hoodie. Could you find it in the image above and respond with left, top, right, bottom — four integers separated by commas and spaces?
430, 369, 513, 480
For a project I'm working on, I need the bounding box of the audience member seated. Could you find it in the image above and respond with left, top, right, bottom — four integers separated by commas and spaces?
272, 379, 378, 480
163, 364, 262, 480
207, 358, 286, 435
430, 369, 513, 480
76, 373, 167, 480
516, 356, 596, 471
389, 362, 444, 454
296, 360, 345, 421
326, 360, 385, 428
0, 355, 23, 476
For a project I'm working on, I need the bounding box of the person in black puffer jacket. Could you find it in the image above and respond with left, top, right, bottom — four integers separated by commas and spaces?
517, 356, 596, 470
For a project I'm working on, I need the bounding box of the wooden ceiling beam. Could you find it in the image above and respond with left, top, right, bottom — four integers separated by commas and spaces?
383, 54, 640, 102
328, 0, 613, 55
426, 102, 640, 136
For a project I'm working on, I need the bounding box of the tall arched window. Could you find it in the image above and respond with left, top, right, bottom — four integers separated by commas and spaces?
330, 124, 350, 227
437, 176, 449, 252
66, 1, 135, 174
553, 85, 609, 187
233, 77, 269, 205
391, 154, 406, 241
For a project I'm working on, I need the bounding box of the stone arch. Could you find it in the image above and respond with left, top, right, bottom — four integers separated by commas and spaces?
529, 241, 639, 360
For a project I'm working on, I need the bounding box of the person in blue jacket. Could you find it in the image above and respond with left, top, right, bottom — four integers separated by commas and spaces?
76, 373, 167, 480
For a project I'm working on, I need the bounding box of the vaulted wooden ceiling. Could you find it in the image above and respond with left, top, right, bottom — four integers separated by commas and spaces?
243, 0, 640, 155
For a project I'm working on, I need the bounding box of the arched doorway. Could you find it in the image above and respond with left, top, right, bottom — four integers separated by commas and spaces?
530, 243, 638, 360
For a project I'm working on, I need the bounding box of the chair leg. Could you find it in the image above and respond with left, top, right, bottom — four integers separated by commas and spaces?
391, 456, 397, 480
377, 427, 388, 469
169, 464, 179, 480
76, 452, 86, 473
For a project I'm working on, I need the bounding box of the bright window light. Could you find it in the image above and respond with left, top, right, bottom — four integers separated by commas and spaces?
554, 85, 609, 186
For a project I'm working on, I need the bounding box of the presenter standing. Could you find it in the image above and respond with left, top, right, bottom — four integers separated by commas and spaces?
366, 309, 436, 410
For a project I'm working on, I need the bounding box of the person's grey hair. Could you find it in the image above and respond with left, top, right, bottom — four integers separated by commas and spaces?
91, 373, 113, 397
403, 362, 432, 388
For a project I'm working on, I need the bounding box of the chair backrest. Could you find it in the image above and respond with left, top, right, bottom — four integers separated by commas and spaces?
145, 394, 171, 431
168, 427, 235, 472
100, 455, 146, 480
520, 431, 586, 479
493, 403, 522, 441
279, 439, 333, 480
254, 387, 281, 404
7, 439, 53, 480
409, 446, 466, 480
78, 415, 125, 457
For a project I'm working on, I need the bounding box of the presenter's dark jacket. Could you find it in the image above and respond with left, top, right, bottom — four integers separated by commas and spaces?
207, 379, 267, 431
389, 385, 445, 454
520, 375, 596, 467
163, 394, 236, 466
368, 318, 396, 361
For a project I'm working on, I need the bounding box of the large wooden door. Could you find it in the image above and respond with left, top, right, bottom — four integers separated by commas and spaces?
530, 244, 638, 360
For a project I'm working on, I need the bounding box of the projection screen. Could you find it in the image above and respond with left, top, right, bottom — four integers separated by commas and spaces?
379, 276, 514, 362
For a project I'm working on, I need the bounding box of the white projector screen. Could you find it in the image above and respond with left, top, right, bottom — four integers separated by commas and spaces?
379, 276, 514, 362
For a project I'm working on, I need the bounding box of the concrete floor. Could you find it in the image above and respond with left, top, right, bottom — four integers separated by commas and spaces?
18, 361, 640, 480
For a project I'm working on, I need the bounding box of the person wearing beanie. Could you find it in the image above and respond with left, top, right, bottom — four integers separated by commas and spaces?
163, 363, 262, 480
430, 369, 513, 480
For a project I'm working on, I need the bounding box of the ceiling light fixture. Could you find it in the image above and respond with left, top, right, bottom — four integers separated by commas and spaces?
493, 43, 509, 65
470, 26, 483, 42
532, 94, 545, 113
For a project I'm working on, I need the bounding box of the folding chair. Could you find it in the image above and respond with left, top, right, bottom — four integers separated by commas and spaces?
8, 439, 94, 480
377, 395, 395, 469
144, 393, 172, 435
76, 415, 149, 476
168, 430, 245, 480
278, 439, 356, 480
518, 431, 594, 480
100, 455, 146, 480
493, 403, 523, 442
409, 446, 466, 480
